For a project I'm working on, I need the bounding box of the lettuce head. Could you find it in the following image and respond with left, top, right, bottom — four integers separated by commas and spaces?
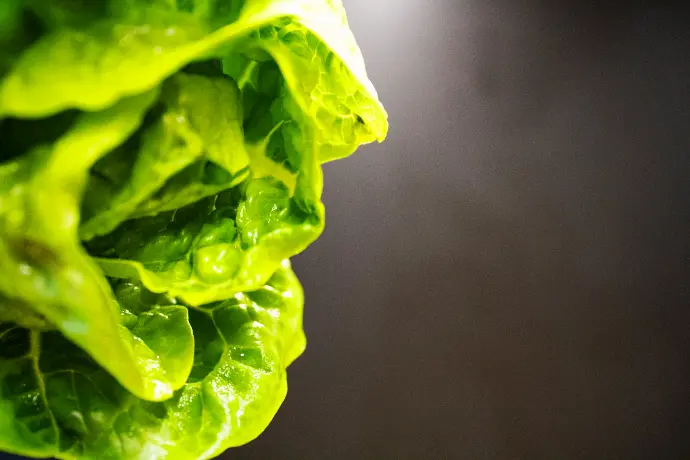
0, 1, 387, 459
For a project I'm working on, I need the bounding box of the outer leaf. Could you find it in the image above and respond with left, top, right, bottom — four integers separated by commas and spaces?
240, 5, 387, 161
0, 91, 194, 402
0, 261, 305, 460
0, 5, 210, 117
0, 0, 387, 157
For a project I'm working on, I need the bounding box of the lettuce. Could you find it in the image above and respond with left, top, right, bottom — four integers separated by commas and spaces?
1, 262, 305, 459
0, 1, 386, 459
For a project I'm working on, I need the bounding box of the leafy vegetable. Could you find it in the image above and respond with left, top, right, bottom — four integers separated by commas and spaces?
87, 176, 323, 306
0, 90, 195, 402
0, 0, 386, 458
0, 261, 305, 459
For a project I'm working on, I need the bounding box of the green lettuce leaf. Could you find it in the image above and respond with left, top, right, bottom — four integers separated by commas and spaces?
87, 176, 322, 306
81, 65, 326, 304
0, 261, 304, 460
0, 90, 197, 402
0, 0, 387, 155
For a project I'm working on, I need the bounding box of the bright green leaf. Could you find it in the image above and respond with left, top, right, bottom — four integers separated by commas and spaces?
87, 177, 322, 306
0, 90, 195, 402
0, 262, 304, 460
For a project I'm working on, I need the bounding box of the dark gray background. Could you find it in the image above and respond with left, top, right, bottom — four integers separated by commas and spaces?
2, 1, 688, 460
232, 1, 690, 459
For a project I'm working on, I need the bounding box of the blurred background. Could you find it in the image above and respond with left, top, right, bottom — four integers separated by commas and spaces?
2, 1, 688, 460
232, 1, 690, 459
